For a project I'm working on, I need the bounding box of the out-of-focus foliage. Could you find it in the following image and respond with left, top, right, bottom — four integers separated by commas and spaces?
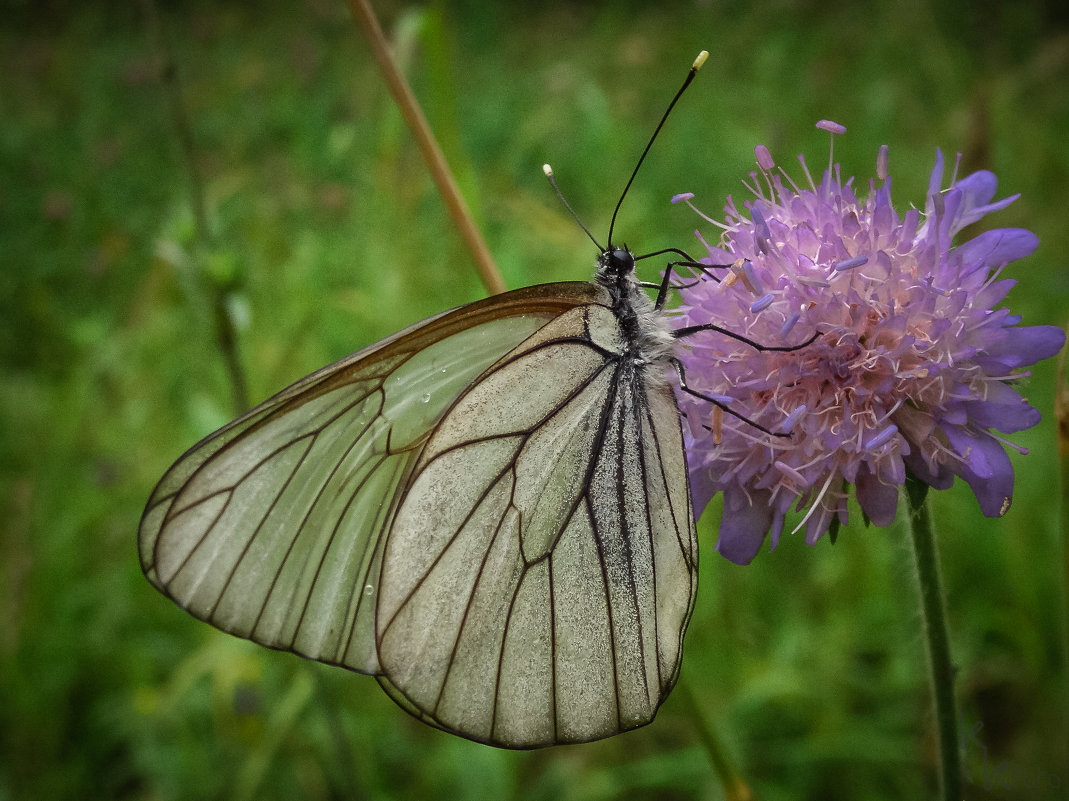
2, 1, 1067, 799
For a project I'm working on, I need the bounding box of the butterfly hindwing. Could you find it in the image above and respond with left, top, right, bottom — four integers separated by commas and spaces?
375, 302, 697, 747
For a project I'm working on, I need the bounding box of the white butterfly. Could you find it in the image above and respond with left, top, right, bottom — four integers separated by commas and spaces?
140, 52, 722, 749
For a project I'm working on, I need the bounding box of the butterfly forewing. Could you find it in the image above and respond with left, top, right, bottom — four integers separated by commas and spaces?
375, 302, 697, 747
138, 284, 599, 674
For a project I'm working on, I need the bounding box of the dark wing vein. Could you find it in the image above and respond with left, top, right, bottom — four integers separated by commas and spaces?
632, 380, 664, 692
580, 360, 627, 732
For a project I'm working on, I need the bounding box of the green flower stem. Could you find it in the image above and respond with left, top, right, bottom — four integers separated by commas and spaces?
678, 676, 755, 801
904, 477, 961, 801
1056, 330, 1069, 774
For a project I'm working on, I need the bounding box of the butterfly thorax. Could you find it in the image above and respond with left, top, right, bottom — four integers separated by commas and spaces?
595, 246, 675, 371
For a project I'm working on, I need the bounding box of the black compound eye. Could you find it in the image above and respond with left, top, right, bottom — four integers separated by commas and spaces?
610, 247, 635, 272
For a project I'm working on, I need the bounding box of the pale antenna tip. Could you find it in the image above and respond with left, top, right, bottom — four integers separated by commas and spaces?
693, 50, 709, 70
542, 163, 554, 178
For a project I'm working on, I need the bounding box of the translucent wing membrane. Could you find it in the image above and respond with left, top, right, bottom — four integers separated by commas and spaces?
139, 281, 697, 748
139, 284, 598, 672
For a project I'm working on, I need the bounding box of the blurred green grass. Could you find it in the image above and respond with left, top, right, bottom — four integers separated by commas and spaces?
2, 1, 1068, 799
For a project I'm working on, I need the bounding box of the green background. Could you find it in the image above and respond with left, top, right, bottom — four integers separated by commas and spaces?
3, 1, 1068, 799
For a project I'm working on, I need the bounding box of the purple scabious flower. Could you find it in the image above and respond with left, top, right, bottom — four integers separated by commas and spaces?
672, 123, 1065, 565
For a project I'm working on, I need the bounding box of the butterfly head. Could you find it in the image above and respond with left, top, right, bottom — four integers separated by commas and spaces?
595, 245, 638, 291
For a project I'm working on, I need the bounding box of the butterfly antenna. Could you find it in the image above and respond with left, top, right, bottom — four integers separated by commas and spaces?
607, 50, 708, 247
543, 163, 603, 251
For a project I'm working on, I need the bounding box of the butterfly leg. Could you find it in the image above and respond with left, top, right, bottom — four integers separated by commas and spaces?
670, 357, 786, 437
672, 324, 819, 352
635, 247, 723, 309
